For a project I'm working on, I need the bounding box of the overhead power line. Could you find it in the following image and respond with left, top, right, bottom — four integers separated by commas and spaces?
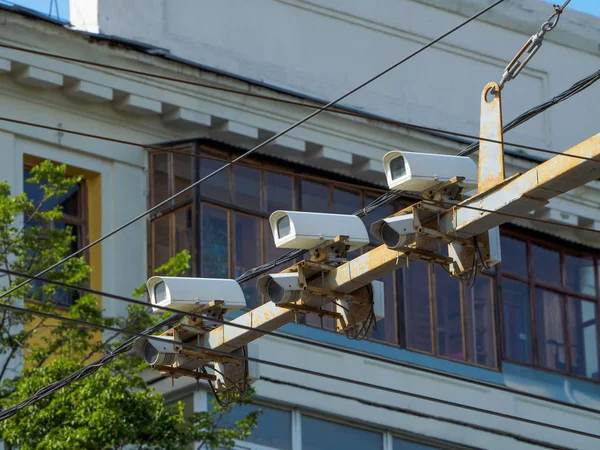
3, 261, 600, 417
3, 114, 599, 165
0, 300, 597, 441
0, 0, 507, 302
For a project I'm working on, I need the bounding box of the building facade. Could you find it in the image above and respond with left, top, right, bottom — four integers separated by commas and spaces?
0, 0, 599, 448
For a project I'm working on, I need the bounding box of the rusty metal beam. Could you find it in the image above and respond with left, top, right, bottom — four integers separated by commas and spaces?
478, 82, 505, 193
199, 132, 600, 355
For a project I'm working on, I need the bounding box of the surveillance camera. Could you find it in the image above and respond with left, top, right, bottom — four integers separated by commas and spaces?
132, 335, 178, 366
256, 273, 301, 304
269, 210, 370, 251
382, 151, 477, 193
146, 277, 247, 314
370, 214, 417, 250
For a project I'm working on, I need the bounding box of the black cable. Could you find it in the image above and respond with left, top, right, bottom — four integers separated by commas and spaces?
0, 0, 507, 302
0, 301, 598, 440
459, 68, 600, 157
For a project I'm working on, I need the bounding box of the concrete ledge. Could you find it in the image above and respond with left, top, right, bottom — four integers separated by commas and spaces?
65, 80, 113, 103
0, 57, 11, 73
162, 107, 211, 129
14, 66, 63, 89
114, 94, 161, 115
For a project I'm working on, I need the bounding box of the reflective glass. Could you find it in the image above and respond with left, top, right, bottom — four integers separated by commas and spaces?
302, 415, 383, 450
500, 236, 527, 278
465, 276, 496, 367
200, 154, 229, 202
565, 255, 596, 297
234, 214, 261, 308
404, 262, 432, 353
208, 398, 292, 450
435, 267, 464, 361
532, 244, 561, 287
535, 289, 566, 371
233, 165, 261, 211
152, 216, 171, 271
150, 153, 170, 207
393, 437, 441, 449
173, 153, 193, 204
175, 207, 193, 276
567, 297, 599, 379
301, 179, 328, 213
201, 205, 228, 278
332, 188, 360, 214
265, 171, 293, 213
370, 272, 398, 344
502, 278, 532, 364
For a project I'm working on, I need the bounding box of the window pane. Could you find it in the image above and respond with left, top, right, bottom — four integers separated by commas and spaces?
200, 154, 229, 202
302, 415, 382, 450
532, 244, 561, 287
435, 268, 464, 361
233, 165, 261, 211
302, 179, 328, 213
201, 205, 228, 278
265, 171, 293, 213
152, 216, 171, 271
173, 153, 193, 204
362, 195, 394, 246
535, 289, 566, 371
500, 236, 527, 277
465, 276, 496, 367
393, 437, 441, 449
404, 262, 432, 353
174, 207, 193, 276
332, 188, 360, 214
234, 214, 261, 309
565, 255, 596, 297
209, 398, 292, 450
568, 297, 599, 379
370, 272, 398, 344
502, 279, 532, 364
151, 153, 170, 207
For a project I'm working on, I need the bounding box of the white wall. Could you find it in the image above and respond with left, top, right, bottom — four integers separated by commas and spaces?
72, 0, 600, 161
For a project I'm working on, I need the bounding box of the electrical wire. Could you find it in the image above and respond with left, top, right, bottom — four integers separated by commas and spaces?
0, 0, 508, 303
0, 173, 598, 416
2, 28, 599, 162
0, 300, 597, 440
459, 68, 600, 157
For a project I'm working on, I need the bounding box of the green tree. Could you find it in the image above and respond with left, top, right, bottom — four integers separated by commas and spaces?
0, 161, 258, 449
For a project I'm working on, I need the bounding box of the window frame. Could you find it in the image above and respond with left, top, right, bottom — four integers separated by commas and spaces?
499, 228, 600, 382
23, 163, 89, 308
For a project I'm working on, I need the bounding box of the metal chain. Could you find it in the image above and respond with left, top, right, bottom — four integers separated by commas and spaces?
498, 0, 571, 90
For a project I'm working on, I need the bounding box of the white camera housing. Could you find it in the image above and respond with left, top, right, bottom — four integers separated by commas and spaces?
132, 335, 178, 366
383, 151, 477, 193
146, 276, 247, 314
269, 210, 369, 251
370, 214, 416, 250
257, 273, 301, 304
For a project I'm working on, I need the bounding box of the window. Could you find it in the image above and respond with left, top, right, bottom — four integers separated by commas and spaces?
23, 166, 88, 307
148, 144, 389, 315
403, 260, 497, 367
301, 415, 383, 450
500, 232, 600, 380
208, 397, 293, 450
393, 437, 443, 449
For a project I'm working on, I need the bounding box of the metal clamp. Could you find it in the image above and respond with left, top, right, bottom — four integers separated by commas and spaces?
498, 1, 570, 90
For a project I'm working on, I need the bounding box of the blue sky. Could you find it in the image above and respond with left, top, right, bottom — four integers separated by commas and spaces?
6, 0, 600, 21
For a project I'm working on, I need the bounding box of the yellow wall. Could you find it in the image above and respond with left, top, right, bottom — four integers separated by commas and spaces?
22, 155, 102, 363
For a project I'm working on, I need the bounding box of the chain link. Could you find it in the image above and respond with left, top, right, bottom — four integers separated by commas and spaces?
498, 1, 571, 90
